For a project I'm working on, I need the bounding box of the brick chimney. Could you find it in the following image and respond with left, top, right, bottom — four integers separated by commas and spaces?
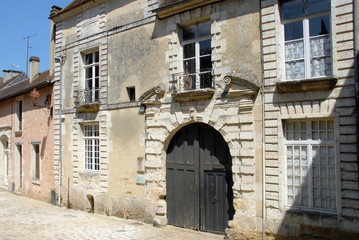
29, 56, 40, 82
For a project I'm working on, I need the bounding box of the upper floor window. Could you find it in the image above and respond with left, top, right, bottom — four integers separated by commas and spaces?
180, 21, 213, 91
16, 100, 23, 131
281, 0, 331, 80
285, 119, 336, 212
84, 124, 100, 171
84, 51, 100, 103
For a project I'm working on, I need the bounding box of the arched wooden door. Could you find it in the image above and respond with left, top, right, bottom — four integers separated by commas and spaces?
166, 123, 234, 233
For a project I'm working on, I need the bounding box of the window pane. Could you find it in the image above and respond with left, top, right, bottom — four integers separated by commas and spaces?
310, 36, 331, 57
199, 39, 211, 56
86, 67, 93, 79
285, 40, 304, 60
85, 53, 93, 65
198, 22, 211, 37
86, 79, 93, 90
307, 0, 330, 15
286, 60, 305, 80
183, 25, 196, 41
94, 51, 99, 63
309, 15, 330, 37
200, 56, 212, 71
183, 43, 195, 58
200, 72, 212, 88
285, 21, 303, 41
282, 0, 304, 20
310, 56, 332, 77
184, 59, 196, 73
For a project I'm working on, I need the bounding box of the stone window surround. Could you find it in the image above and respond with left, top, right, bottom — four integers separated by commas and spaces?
275, 1, 339, 92
31, 142, 41, 184
165, 3, 224, 98
275, 113, 341, 217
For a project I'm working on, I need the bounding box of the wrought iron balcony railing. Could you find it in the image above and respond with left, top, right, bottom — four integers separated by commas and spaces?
74, 88, 100, 107
172, 69, 214, 93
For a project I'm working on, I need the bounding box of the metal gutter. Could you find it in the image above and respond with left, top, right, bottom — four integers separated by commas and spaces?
259, 0, 266, 239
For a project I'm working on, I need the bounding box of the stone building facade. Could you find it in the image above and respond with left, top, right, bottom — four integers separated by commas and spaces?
260, 0, 359, 238
50, 0, 359, 239
0, 59, 56, 203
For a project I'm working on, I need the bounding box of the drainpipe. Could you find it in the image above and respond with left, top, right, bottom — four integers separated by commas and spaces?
353, 0, 359, 186
259, 0, 266, 239
54, 55, 65, 207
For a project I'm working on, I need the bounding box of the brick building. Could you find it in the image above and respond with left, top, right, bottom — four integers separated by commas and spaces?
0, 57, 56, 203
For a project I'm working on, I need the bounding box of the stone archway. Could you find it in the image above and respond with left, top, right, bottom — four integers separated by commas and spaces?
166, 123, 234, 233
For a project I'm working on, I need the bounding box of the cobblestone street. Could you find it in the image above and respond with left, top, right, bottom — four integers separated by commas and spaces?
0, 190, 223, 240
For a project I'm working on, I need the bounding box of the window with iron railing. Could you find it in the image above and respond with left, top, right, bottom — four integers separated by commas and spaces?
84, 51, 100, 103
179, 21, 213, 91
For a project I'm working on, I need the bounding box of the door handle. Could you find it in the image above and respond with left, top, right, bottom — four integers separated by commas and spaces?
212, 196, 217, 204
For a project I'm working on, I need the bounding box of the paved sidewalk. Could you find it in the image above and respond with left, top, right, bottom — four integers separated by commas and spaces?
0, 190, 224, 240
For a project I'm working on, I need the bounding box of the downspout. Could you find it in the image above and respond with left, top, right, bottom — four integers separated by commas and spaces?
54, 55, 65, 206
354, 0, 359, 186
259, 0, 266, 239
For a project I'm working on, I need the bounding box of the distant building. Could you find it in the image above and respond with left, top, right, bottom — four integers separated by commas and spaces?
0, 57, 56, 203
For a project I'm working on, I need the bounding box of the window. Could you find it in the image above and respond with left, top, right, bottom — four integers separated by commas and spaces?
181, 21, 212, 90
281, 0, 331, 80
32, 143, 40, 181
16, 144, 23, 188
16, 100, 22, 131
84, 124, 100, 171
285, 119, 336, 211
84, 51, 100, 103
127, 87, 136, 102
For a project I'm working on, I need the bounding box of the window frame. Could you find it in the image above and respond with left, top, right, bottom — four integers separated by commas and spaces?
281, 0, 332, 81
283, 118, 339, 214
179, 21, 213, 91
83, 51, 100, 103
31, 142, 41, 183
83, 123, 100, 171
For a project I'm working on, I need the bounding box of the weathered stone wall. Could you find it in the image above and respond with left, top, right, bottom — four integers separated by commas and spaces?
261, 0, 359, 238
52, 0, 265, 236
142, 1, 263, 238
52, 0, 162, 216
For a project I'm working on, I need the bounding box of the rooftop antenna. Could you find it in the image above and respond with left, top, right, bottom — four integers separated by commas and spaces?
11, 64, 20, 70
23, 33, 37, 75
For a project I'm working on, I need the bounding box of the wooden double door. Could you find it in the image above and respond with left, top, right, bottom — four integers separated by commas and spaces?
166, 123, 234, 233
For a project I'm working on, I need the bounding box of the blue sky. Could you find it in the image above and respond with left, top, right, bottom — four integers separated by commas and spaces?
0, 1, 72, 77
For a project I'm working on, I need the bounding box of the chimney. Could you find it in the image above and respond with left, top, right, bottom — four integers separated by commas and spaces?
50, 5, 62, 17
29, 56, 40, 82
2, 70, 22, 83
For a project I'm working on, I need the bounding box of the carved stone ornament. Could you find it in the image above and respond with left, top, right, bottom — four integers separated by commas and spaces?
139, 86, 165, 105
221, 75, 260, 98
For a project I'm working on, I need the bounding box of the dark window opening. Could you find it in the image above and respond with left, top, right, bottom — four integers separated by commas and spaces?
127, 87, 136, 102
